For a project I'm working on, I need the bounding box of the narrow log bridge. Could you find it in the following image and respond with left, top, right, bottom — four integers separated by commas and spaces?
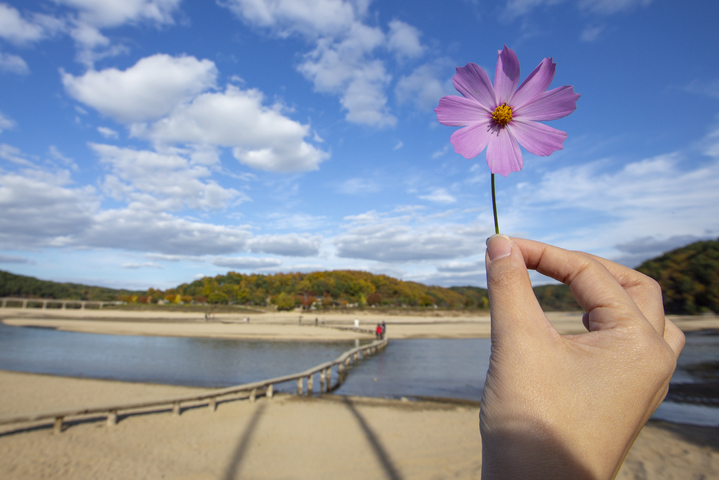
0, 297, 115, 310
0, 338, 388, 434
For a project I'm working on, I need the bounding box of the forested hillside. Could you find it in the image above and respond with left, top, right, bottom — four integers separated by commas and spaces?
637, 238, 719, 315
3, 238, 716, 314
135, 270, 484, 310
0, 270, 141, 302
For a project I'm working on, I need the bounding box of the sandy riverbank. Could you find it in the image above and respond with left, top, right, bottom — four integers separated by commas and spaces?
2, 308, 719, 339
0, 370, 717, 479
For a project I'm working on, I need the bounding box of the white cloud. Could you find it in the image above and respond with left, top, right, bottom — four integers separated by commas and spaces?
386, 20, 424, 60
0, 112, 15, 133
683, 79, 719, 100
503, 0, 565, 18
48, 145, 78, 170
264, 212, 327, 231
393, 141, 403, 150
133, 85, 329, 173
613, 235, 709, 267
211, 256, 282, 269
337, 177, 380, 194
222, 0, 399, 128
145, 253, 202, 262
0, 144, 34, 166
247, 234, 322, 256
97, 126, 119, 138
509, 144, 719, 265
57, 0, 181, 28
578, 0, 652, 15
580, 24, 604, 42
436, 259, 485, 273
334, 212, 490, 262
80, 208, 253, 255
431, 144, 452, 159
220, 0, 366, 38
0, 169, 99, 249
503, 0, 652, 17
0, 51, 29, 74
0, 254, 33, 264
57, 0, 181, 63
62, 54, 218, 123
121, 262, 164, 269
395, 62, 450, 111
420, 188, 456, 204
298, 23, 396, 127
91, 144, 243, 211
0, 4, 63, 44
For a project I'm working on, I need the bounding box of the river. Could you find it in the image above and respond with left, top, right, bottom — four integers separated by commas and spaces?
0, 322, 716, 426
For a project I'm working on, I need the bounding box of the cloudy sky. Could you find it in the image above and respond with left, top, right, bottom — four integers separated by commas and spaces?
1, 0, 718, 291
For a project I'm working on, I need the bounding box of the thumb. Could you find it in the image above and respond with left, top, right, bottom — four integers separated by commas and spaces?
486, 235, 551, 342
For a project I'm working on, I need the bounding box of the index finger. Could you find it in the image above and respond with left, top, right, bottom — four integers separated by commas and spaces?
582, 252, 666, 336
512, 238, 651, 333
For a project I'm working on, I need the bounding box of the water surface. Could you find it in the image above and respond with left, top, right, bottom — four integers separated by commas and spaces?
0, 322, 360, 388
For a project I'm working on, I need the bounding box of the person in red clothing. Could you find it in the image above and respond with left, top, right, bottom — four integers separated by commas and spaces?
375, 324, 382, 340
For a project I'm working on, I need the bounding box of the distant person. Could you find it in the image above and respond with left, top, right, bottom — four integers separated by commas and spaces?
381, 321, 386, 338
375, 324, 382, 340
354, 319, 359, 329
315, 317, 318, 326
480, 235, 684, 479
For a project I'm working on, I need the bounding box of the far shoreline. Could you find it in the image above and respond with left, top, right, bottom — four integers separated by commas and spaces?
1, 308, 718, 340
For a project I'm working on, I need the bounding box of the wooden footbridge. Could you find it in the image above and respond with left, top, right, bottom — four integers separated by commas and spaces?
0, 297, 117, 310
0, 338, 388, 434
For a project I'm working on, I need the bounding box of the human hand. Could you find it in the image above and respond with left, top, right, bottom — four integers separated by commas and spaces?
480, 235, 685, 480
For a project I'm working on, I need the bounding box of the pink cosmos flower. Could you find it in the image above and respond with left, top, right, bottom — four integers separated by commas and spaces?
435, 46, 580, 177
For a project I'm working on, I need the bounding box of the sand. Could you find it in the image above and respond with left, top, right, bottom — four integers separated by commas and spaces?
1, 308, 718, 479
3, 308, 719, 340
0, 371, 717, 480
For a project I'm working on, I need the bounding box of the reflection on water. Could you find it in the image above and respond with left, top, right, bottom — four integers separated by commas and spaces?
333, 338, 490, 401
0, 322, 359, 388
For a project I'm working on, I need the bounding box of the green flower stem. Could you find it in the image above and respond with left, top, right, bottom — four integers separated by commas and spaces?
491, 173, 499, 234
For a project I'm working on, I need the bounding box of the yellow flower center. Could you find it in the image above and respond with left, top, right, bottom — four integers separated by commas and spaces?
492, 103, 513, 127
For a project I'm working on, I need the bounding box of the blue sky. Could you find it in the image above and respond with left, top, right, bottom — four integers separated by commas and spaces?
1, 0, 718, 291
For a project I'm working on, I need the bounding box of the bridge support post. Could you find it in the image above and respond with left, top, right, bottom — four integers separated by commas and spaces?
53, 416, 63, 434
266, 384, 273, 399
107, 410, 117, 426
296, 378, 303, 396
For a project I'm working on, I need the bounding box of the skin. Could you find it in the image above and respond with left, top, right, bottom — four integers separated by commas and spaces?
480, 235, 685, 480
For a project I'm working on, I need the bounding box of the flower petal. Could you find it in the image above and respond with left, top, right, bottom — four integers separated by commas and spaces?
449, 119, 494, 159
435, 95, 489, 127
494, 46, 520, 105
486, 126, 523, 176
514, 85, 580, 121
510, 57, 555, 109
452, 63, 496, 112
510, 119, 567, 156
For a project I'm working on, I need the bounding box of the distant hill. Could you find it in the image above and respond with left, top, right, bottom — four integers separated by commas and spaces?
150, 270, 484, 310
3, 238, 716, 314
636, 238, 719, 315
0, 270, 142, 302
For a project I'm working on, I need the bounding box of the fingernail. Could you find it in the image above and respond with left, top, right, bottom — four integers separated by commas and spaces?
486, 234, 513, 261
